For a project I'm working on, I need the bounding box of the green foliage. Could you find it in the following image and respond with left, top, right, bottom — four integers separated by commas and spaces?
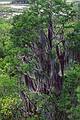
0, 74, 18, 97
0, 96, 21, 120
56, 64, 80, 119
0, 1, 80, 120
67, 21, 80, 52
0, 19, 22, 120
37, 64, 80, 120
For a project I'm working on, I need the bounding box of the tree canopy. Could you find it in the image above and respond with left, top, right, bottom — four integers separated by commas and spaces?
0, 0, 80, 120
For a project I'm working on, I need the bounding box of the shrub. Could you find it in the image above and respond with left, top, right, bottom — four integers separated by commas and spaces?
0, 96, 21, 120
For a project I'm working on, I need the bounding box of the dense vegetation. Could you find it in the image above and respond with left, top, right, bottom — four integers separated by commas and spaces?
0, 0, 80, 120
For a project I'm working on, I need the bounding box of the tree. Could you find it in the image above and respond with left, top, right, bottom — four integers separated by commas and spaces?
10, 0, 77, 119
